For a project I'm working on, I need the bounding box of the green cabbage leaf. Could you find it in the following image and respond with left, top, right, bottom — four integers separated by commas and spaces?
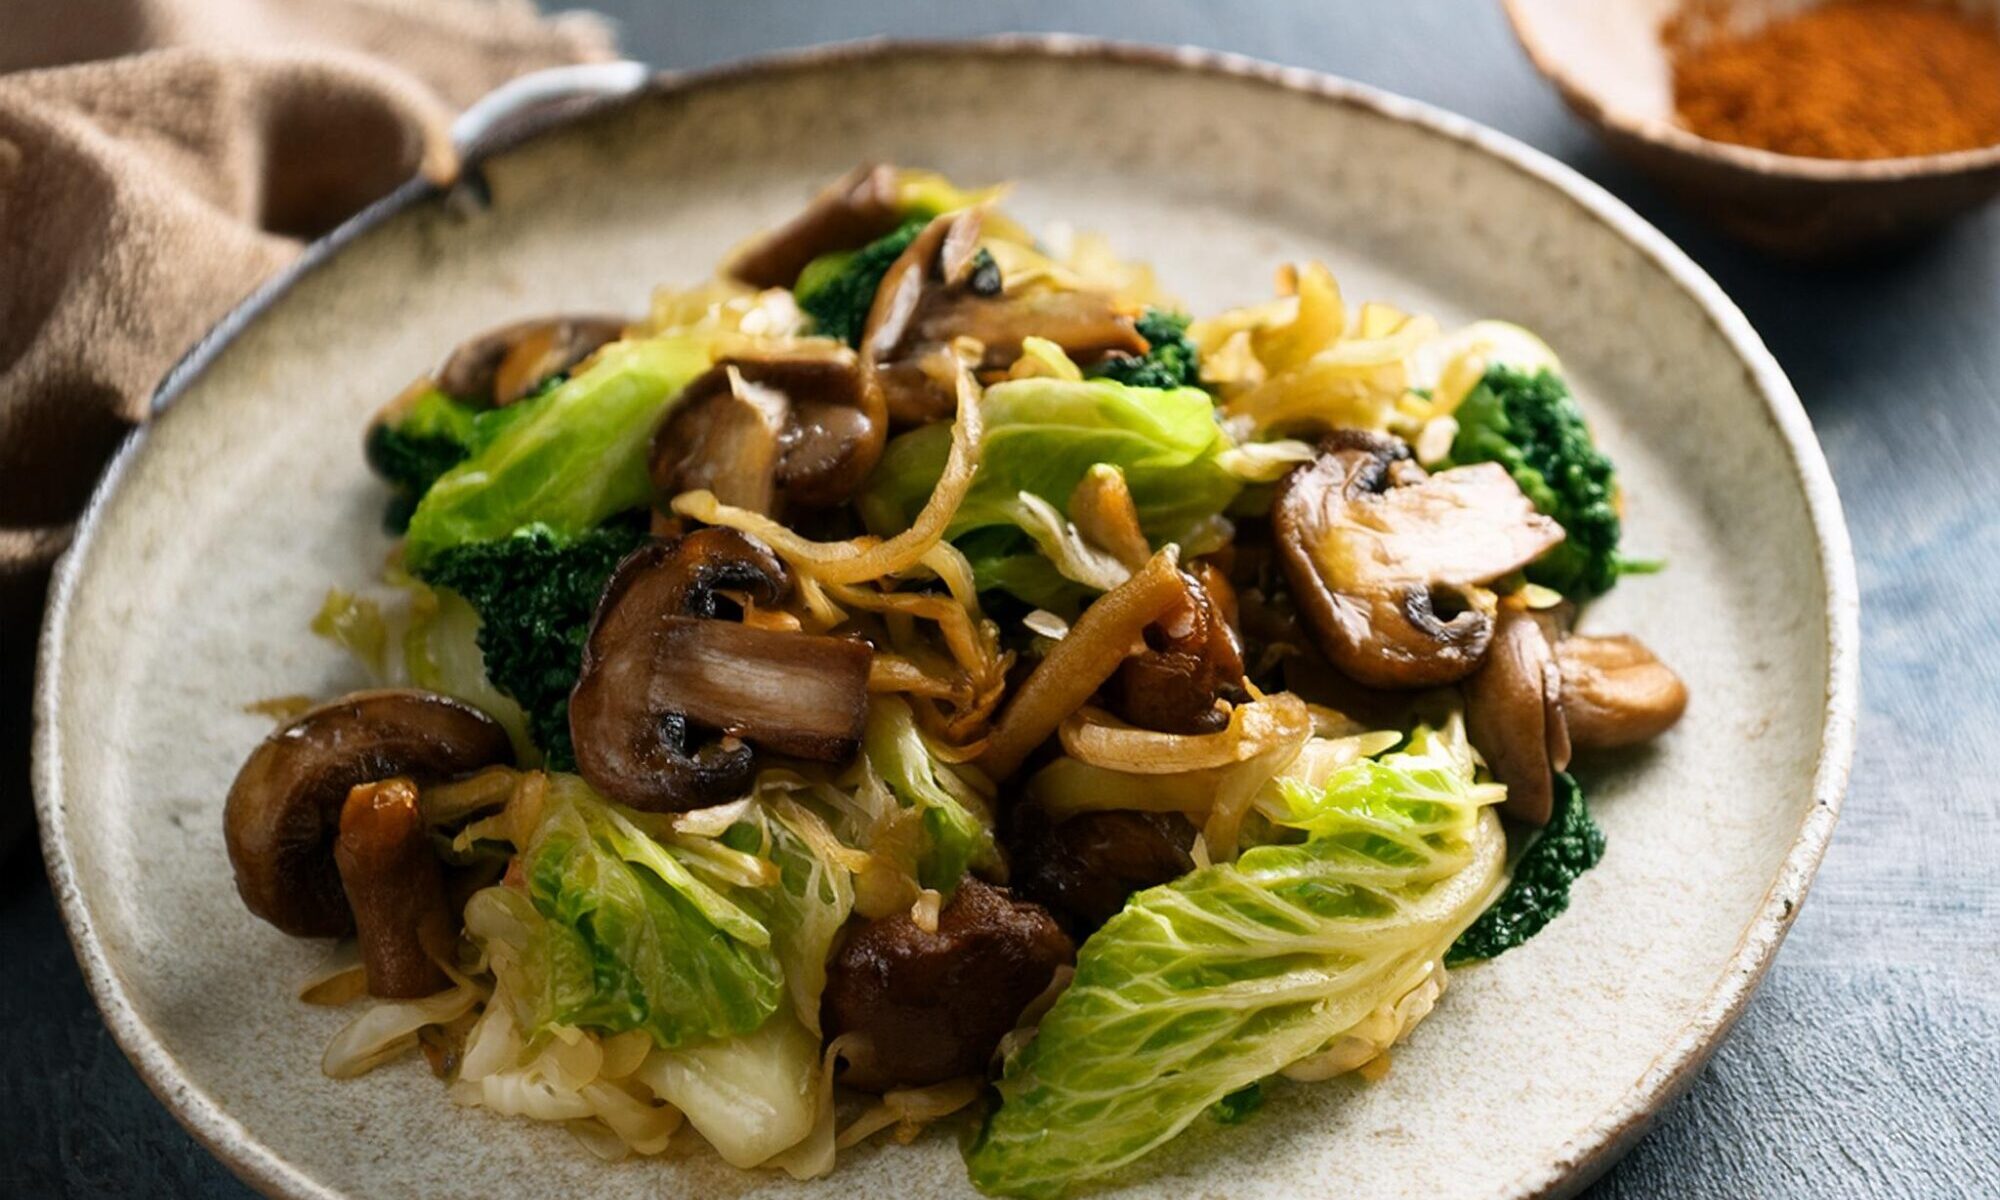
863, 696, 998, 894
402, 335, 713, 568
965, 725, 1505, 1197
858, 376, 1239, 602
517, 778, 781, 1048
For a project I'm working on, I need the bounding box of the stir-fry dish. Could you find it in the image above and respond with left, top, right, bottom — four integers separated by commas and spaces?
224, 165, 1687, 1195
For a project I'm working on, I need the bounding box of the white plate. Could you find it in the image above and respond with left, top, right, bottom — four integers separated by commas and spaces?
34, 38, 1857, 1200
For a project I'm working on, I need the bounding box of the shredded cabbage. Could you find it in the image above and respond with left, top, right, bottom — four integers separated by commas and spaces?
632, 1012, 823, 1169
863, 696, 998, 893
858, 375, 1239, 602
404, 335, 716, 568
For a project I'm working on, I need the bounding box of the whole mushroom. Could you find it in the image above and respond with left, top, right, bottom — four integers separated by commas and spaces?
224, 690, 514, 938
1464, 610, 1688, 825
1272, 431, 1565, 689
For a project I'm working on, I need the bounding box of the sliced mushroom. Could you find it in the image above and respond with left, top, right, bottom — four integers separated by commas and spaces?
334, 777, 454, 998
224, 690, 514, 938
862, 210, 1146, 426
436, 314, 625, 405
1272, 431, 1565, 689
651, 345, 888, 515
1109, 568, 1247, 734
1464, 608, 1573, 825
727, 164, 905, 289
569, 533, 871, 812
1558, 634, 1688, 749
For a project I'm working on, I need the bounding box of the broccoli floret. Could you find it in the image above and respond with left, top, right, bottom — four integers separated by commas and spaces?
416, 522, 645, 770
1208, 1082, 1266, 1125
366, 384, 560, 533
1447, 366, 1625, 598
1446, 772, 1605, 964
1087, 308, 1202, 390
795, 216, 929, 346
365, 390, 482, 532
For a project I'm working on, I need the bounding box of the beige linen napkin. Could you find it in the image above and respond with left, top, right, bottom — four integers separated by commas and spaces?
0, 0, 616, 845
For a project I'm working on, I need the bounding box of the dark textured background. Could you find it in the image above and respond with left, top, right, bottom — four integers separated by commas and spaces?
6, 2, 1999, 1196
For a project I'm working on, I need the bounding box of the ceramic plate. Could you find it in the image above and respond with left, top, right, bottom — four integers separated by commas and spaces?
34, 38, 1857, 1200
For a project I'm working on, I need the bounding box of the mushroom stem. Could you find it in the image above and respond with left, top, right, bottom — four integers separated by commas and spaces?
334, 777, 454, 999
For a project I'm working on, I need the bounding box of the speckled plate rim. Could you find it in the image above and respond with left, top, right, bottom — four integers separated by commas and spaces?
33, 35, 1859, 1200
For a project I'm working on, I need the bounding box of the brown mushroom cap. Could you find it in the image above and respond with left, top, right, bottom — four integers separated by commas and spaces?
727, 164, 905, 289
1558, 634, 1689, 749
224, 690, 514, 938
569, 532, 872, 812
1273, 431, 1565, 689
435, 315, 625, 406
1464, 608, 1573, 825
650, 345, 888, 516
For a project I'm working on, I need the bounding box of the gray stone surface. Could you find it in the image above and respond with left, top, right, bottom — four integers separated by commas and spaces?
4, 2, 1996, 1196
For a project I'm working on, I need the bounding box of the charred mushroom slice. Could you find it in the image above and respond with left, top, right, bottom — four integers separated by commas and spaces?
1008, 806, 1197, 935
862, 210, 1146, 425
1273, 431, 1565, 689
651, 345, 888, 515
224, 690, 514, 938
1558, 634, 1689, 749
1464, 609, 1572, 825
727, 164, 905, 289
1109, 569, 1247, 734
436, 315, 625, 405
822, 878, 1074, 1091
569, 533, 871, 812
334, 777, 455, 998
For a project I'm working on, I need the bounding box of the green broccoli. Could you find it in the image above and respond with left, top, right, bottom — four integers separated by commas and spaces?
1446, 772, 1605, 964
1446, 366, 1630, 598
1087, 308, 1202, 390
365, 390, 481, 532
794, 216, 929, 346
365, 387, 552, 533
416, 522, 645, 770
1208, 1082, 1266, 1125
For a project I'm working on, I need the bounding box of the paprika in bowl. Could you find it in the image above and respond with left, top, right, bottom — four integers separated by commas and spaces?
1504, 0, 2000, 258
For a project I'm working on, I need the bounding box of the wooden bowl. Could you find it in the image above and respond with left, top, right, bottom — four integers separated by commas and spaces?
1504, 0, 2000, 257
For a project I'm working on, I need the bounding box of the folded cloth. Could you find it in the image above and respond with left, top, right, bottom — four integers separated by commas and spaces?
0, 0, 615, 848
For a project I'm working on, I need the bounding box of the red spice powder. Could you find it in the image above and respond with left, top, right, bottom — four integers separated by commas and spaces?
1668, 1, 2000, 159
